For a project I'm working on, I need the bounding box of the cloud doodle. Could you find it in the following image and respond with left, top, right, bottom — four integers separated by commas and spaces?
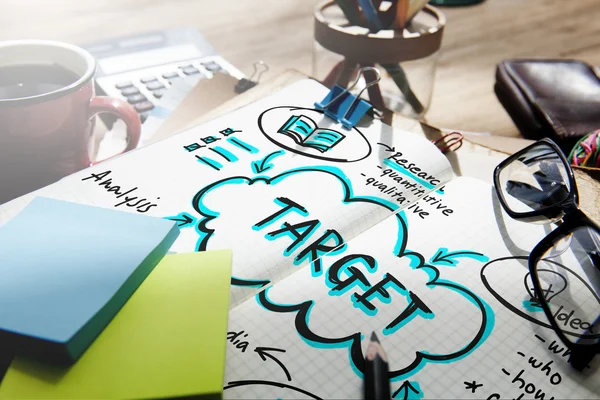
255, 210, 494, 380
189, 166, 399, 286
185, 164, 493, 381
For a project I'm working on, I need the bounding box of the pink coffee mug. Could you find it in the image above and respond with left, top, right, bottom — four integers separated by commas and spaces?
0, 40, 141, 205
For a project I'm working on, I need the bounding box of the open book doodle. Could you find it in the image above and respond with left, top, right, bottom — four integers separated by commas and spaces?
278, 114, 345, 153
1, 79, 598, 399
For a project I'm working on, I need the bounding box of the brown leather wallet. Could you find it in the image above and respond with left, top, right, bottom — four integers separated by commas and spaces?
495, 59, 600, 153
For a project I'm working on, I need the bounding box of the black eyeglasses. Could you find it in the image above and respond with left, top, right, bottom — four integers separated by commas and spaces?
494, 138, 600, 370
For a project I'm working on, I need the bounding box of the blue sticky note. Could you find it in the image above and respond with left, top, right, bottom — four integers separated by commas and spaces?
0, 197, 179, 364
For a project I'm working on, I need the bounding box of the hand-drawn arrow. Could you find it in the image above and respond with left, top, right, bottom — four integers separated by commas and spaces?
377, 142, 396, 152
167, 213, 194, 227
251, 150, 285, 174
430, 248, 487, 266
392, 381, 420, 400
254, 346, 292, 381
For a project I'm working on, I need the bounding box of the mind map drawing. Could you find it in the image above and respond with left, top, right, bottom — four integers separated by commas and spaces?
4, 79, 599, 399
161, 105, 498, 399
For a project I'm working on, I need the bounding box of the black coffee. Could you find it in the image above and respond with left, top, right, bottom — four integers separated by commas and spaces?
0, 64, 79, 100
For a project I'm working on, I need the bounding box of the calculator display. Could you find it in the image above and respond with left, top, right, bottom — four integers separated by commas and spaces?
98, 44, 203, 75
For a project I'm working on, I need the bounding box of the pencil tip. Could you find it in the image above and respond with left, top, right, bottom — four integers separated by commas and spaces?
370, 331, 379, 343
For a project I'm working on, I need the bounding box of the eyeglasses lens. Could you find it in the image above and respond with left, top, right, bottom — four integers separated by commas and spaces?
532, 226, 600, 347
498, 143, 570, 218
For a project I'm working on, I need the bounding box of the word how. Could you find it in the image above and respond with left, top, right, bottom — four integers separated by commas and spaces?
81, 170, 158, 213
501, 368, 555, 400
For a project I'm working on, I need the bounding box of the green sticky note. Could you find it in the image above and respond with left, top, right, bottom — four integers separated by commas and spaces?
0, 251, 233, 400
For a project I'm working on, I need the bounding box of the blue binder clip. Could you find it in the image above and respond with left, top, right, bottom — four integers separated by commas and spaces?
315, 66, 381, 129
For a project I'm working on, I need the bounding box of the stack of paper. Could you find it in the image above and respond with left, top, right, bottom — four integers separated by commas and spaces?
0, 197, 179, 364
0, 251, 232, 399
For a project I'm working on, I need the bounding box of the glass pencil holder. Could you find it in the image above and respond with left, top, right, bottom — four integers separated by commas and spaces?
313, 1, 446, 120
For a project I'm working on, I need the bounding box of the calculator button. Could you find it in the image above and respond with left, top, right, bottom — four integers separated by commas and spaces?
134, 101, 154, 112
146, 81, 165, 91
202, 62, 221, 72
153, 89, 166, 99
126, 94, 147, 104
162, 71, 180, 79
168, 77, 181, 85
140, 76, 158, 83
120, 86, 140, 96
115, 80, 133, 89
182, 66, 200, 75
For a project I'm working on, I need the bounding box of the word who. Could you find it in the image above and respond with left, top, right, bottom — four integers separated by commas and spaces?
534, 334, 590, 369
183, 127, 259, 171
481, 350, 561, 400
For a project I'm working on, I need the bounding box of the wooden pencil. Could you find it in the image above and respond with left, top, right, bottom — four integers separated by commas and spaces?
393, 0, 409, 30
364, 332, 391, 400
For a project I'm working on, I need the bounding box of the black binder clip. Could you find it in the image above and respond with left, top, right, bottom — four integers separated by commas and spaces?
235, 60, 269, 93
315, 66, 381, 129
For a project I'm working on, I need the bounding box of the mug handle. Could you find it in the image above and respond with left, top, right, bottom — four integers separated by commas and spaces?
88, 96, 142, 164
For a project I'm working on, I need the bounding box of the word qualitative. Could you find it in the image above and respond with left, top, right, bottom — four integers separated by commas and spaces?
253, 197, 433, 334
363, 169, 453, 219
364, 172, 425, 205
81, 170, 158, 213
182, 127, 258, 171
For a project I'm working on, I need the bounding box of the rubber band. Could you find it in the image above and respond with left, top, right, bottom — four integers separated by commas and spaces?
569, 129, 600, 168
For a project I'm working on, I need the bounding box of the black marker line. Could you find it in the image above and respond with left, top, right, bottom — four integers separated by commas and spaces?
223, 380, 322, 399
210, 147, 233, 162
254, 347, 292, 382
116, 187, 137, 199
376, 142, 395, 152
195, 156, 221, 171
501, 368, 510, 376
229, 137, 252, 152
392, 381, 419, 399
231, 277, 270, 288
517, 351, 525, 357
534, 334, 546, 343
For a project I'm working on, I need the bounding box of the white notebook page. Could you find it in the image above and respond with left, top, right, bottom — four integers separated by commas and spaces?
223, 177, 600, 399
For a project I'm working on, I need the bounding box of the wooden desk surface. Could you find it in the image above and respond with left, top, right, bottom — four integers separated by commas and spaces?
2, 0, 599, 137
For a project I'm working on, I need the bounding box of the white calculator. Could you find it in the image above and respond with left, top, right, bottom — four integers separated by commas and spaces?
83, 28, 245, 123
